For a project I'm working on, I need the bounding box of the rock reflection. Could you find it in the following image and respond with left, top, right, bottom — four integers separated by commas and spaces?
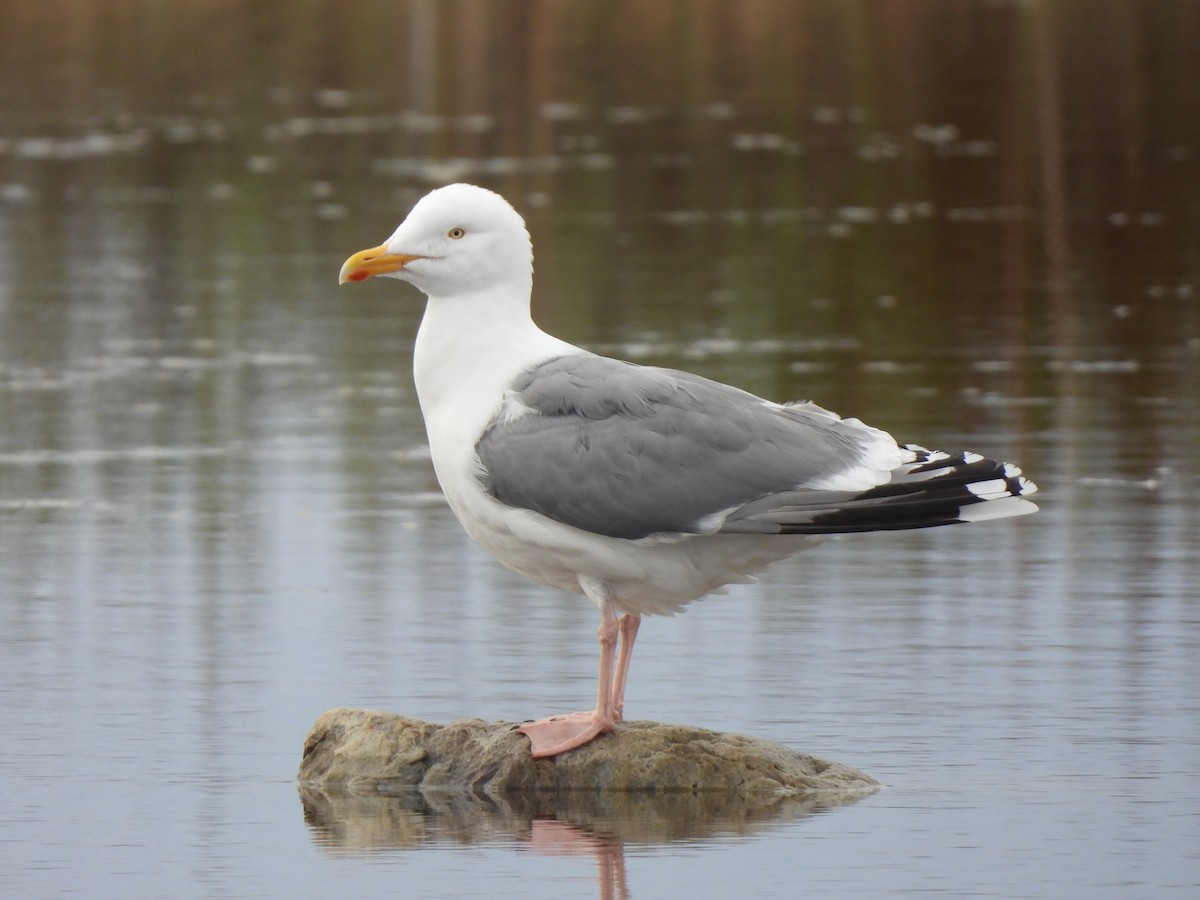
300, 783, 856, 898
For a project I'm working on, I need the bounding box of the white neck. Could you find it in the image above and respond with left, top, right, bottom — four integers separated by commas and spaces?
412, 285, 578, 439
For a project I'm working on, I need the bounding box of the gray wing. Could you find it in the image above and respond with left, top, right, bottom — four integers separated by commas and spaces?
474, 355, 894, 540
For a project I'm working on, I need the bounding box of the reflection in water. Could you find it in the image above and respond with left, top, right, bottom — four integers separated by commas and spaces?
528, 820, 630, 900
300, 783, 850, 899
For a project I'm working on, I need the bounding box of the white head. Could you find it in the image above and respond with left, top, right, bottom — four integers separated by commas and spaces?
339, 183, 533, 299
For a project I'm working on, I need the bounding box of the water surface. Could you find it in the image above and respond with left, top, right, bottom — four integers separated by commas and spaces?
2, 2, 1198, 897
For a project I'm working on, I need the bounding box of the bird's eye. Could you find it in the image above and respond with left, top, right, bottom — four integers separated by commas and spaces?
448, 227, 465, 239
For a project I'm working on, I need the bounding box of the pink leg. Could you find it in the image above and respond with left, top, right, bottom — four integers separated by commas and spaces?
610, 613, 640, 722
519, 605, 639, 758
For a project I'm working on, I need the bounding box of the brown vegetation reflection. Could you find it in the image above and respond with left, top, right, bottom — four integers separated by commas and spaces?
1, 0, 1197, 679
3, 1, 1195, 361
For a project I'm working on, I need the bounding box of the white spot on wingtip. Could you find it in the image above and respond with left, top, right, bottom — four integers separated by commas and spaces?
967, 478, 1012, 500
959, 496, 1039, 522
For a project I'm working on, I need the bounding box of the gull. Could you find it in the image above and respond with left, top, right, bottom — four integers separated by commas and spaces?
339, 183, 1038, 758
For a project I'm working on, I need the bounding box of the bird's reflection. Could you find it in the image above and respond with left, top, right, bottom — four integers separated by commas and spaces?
299, 784, 870, 899
527, 819, 630, 900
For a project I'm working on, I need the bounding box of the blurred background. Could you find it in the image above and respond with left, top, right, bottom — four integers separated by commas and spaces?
1, 2, 1197, 898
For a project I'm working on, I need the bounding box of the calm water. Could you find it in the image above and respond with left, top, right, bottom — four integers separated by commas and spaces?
2, 2, 1198, 897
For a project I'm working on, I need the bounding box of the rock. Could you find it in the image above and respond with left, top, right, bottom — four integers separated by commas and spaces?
298, 708, 878, 799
